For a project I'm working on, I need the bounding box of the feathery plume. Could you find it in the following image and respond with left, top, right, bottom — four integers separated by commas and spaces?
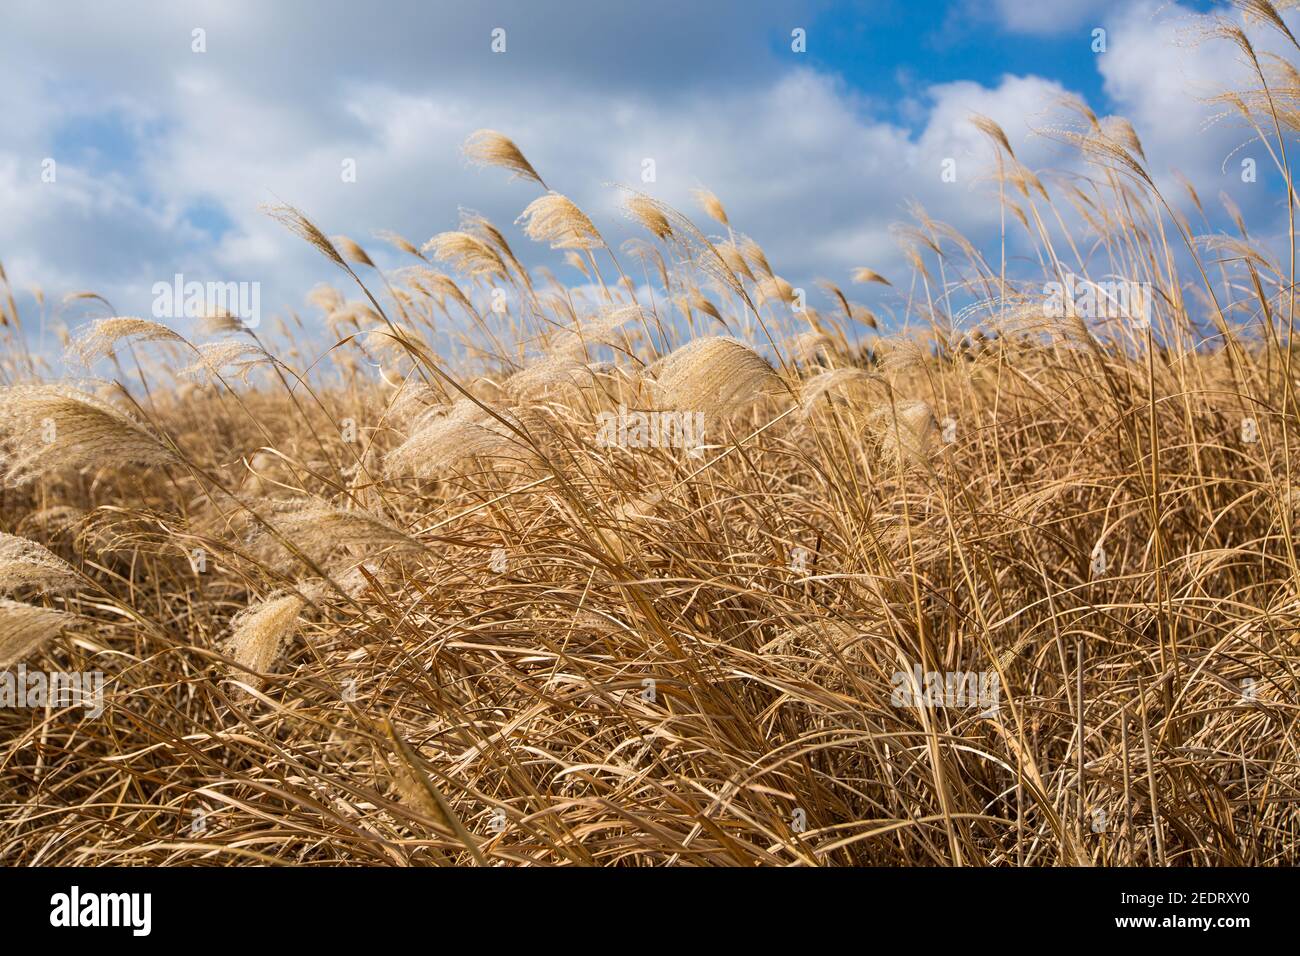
68, 317, 188, 366
333, 235, 376, 268
388, 381, 445, 423
1100, 116, 1146, 162
0, 532, 79, 595
364, 326, 430, 366
650, 337, 783, 414
0, 385, 178, 483
263, 204, 345, 267
268, 501, 424, 568
387, 403, 527, 478
422, 232, 508, 279
792, 331, 834, 363
756, 276, 796, 305
198, 312, 251, 335
460, 211, 531, 285
0, 599, 72, 669
180, 341, 272, 382
503, 355, 591, 400
224, 593, 307, 690
462, 129, 546, 188
376, 230, 425, 259
716, 242, 755, 282
623, 196, 674, 240
547, 305, 643, 356
18, 506, 85, 537
970, 114, 1016, 159
688, 294, 728, 329
872, 399, 940, 469
851, 268, 891, 286
799, 369, 878, 417
693, 188, 730, 226
402, 268, 477, 316
307, 285, 345, 314
739, 237, 773, 278
517, 193, 603, 250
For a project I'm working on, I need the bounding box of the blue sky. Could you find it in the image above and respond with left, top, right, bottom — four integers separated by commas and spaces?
0, 0, 1290, 355
805, 2, 1107, 115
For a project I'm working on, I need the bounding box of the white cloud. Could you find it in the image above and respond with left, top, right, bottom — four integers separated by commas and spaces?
0, 0, 1293, 354
990, 0, 1116, 36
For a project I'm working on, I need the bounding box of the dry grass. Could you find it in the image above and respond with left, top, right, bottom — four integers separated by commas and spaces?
2, 21, 1300, 865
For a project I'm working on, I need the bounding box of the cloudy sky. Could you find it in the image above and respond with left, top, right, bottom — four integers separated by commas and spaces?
0, 0, 1289, 351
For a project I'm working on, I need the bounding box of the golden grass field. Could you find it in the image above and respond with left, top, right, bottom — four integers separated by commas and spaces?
2, 25, 1300, 865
